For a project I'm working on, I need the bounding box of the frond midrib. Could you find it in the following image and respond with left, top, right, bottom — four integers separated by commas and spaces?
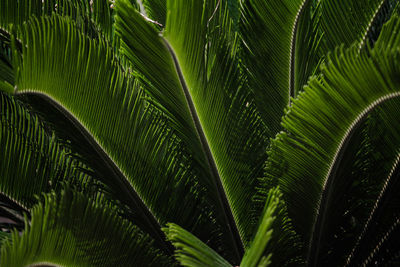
161, 37, 245, 261
359, 0, 387, 50
345, 151, 400, 266
307, 92, 400, 267
17, 91, 174, 255
289, 0, 311, 101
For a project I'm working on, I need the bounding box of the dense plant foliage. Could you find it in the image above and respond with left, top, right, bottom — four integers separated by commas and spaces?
0, 0, 399, 266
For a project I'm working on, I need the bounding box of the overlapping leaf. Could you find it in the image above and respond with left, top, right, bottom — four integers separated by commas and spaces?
1, 189, 173, 266
262, 35, 400, 264
240, 0, 306, 132
165, 223, 232, 267
115, 1, 269, 262
13, 14, 216, 255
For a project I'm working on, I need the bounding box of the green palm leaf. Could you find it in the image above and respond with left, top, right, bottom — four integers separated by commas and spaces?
1, 189, 173, 266
262, 22, 400, 265
13, 14, 216, 254
320, 0, 390, 52
165, 223, 232, 267
142, 0, 167, 26
342, 100, 400, 266
240, 0, 307, 132
0, 0, 399, 266
115, 1, 269, 262
0, 0, 114, 40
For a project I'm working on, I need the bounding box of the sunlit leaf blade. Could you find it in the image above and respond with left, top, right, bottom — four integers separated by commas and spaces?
301, 14, 400, 266
373, 12, 400, 51
262, 42, 400, 263
342, 101, 400, 266
240, 0, 306, 133
165, 0, 269, 245
0, 189, 173, 266
362, 0, 400, 46
116, 0, 244, 260
116, 1, 270, 261
12, 13, 222, 255
165, 223, 232, 267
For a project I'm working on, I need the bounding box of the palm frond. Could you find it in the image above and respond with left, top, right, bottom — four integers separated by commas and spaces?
0, 29, 14, 89
0, 0, 114, 40
293, 1, 324, 95
261, 35, 400, 265
320, 0, 389, 52
240, 0, 306, 132
339, 98, 400, 266
164, 223, 232, 267
10, 13, 231, 256
115, 1, 270, 262
242, 187, 298, 267
1, 189, 173, 266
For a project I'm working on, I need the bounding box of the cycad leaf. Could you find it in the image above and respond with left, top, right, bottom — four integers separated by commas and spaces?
164, 0, 268, 245
304, 14, 400, 266
115, 1, 269, 262
0, 189, 173, 266
293, 1, 324, 95
142, 0, 167, 26
240, 0, 307, 132
0, 30, 14, 89
263, 42, 400, 264
164, 223, 232, 267
9, 13, 226, 255
342, 100, 400, 266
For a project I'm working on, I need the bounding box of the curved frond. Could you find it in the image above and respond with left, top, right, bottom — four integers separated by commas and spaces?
0, 0, 114, 40
1, 189, 173, 266
338, 100, 400, 266
115, 0, 269, 263
164, 223, 232, 267
262, 42, 400, 264
11, 13, 228, 256
293, 1, 324, 95
240, 0, 306, 132
0, 30, 14, 89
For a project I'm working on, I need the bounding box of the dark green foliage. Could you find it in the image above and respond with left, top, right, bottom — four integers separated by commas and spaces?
0, 0, 399, 266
